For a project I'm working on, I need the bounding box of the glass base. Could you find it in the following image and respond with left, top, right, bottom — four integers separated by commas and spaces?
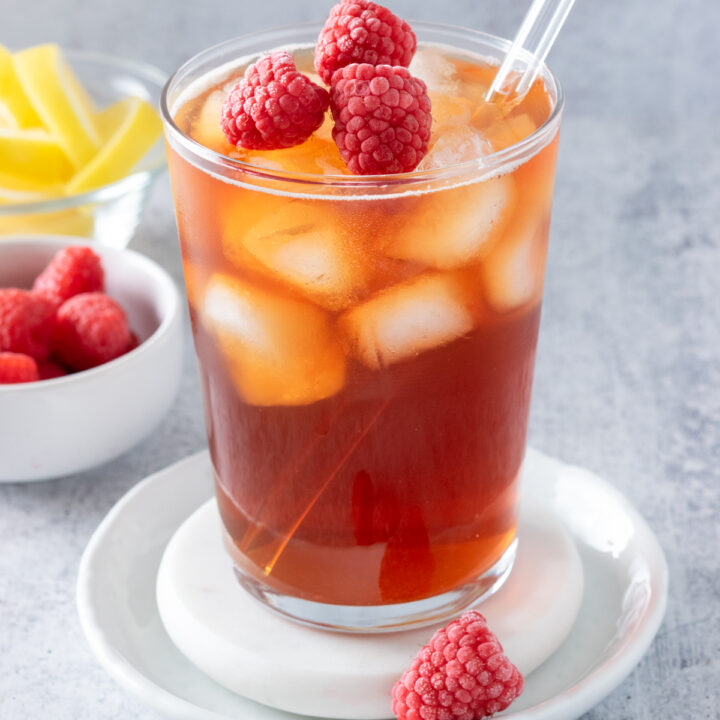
232, 538, 518, 634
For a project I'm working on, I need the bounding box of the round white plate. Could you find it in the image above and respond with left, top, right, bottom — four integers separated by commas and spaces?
77, 449, 668, 720
155, 497, 583, 719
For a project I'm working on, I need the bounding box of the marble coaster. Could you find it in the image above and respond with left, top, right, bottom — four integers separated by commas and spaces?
156, 496, 583, 720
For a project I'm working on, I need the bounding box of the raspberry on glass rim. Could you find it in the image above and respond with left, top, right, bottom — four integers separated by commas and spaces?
221, 51, 330, 151
330, 63, 431, 174
219, 1, 430, 174
315, 0, 417, 84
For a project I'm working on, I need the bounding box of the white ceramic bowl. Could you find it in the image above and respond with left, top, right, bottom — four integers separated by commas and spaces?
0, 236, 183, 482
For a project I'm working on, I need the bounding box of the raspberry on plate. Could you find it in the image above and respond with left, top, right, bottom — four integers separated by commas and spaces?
392, 611, 524, 720
0, 288, 56, 361
0, 352, 40, 384
221, 51, 330, 151
330, 63, 431, 174
51, 292, 132, 371
315, 0, 417, 85
33, 245, 105, 308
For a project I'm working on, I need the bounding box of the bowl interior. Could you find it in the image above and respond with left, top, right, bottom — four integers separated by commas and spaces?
0, 237, 174, 348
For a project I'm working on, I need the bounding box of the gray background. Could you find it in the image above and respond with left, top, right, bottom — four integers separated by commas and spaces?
1, 0, 718, 718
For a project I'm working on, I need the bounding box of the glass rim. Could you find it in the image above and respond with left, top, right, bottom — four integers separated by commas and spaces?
0, 49, 168, 216
160, 19, 564, 190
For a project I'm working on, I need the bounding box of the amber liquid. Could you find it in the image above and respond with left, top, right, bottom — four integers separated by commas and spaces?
170, 46, 558, 606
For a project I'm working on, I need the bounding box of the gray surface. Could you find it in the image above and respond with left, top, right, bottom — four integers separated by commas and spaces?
1, 0, 718, 718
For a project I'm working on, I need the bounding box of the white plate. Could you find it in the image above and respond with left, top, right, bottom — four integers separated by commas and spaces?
77, 449, 668, 720
155, 496, 583, 719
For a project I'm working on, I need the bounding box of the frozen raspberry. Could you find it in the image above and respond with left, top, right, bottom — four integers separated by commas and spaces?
51, 292, 131, 371
0, 288, 56, 361
0, 352, 40, 384
392, 611, 524, 720
315, 0, 417, 85
33, 245, 105, 308
330, 63, 431, 174
221, 51, 330, 150
38, 360, 68, 380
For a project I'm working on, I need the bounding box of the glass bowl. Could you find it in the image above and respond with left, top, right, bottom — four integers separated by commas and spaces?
0, 50, 167, 248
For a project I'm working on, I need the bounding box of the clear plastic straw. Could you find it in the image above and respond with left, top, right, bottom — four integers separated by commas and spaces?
486, 0, 576, 102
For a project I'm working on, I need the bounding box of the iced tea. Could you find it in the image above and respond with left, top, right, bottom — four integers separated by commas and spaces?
163, 27, 561, 629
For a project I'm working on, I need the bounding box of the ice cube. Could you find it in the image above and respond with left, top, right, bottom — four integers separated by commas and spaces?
241, 202, 368, 311
428, 94, 473, 129
340, 272, 475, 369
387, 174, 516, 270
417, 125, 494, 171
192, 90, 230, 152
483, 113, 538, 152
481, 221, 547, 312
219, 187, 290, 271
409, 48, 459, 95
228, 151, 286, 172
310, 116, 351, 174
202, 274, 346, 406
313, 113, 335, 143
181, 260, 209, 311
232, 135, 347, 175
227, 109, 346, 176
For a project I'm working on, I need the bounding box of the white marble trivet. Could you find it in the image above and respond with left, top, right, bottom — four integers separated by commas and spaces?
156, 494, 583, 720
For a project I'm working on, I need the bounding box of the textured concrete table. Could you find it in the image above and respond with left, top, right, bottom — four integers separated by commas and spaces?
1, 0, 718, 718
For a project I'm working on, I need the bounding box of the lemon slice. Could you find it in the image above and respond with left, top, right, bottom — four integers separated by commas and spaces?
0, 127, 73, 184
96, 99, 129, 139
0, 104, 16, 127
13, 44, 101, 168
65, 97, 162, 194
0, 46, 41, 128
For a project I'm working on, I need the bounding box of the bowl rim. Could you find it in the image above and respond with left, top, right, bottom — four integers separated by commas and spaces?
0, 49, 169, 215
0, 235, 182, 394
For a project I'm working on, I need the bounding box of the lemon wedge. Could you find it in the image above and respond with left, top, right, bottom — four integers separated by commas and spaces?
0, 103, 16, 127
0, 46, 41, 128
65, 97, 162, 194
13, 44, 101, 168
0, 127, 73, 184
96, 99, 129, 139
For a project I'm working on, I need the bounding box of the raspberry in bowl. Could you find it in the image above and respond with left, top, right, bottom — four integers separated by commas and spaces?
0, 236, 183, 482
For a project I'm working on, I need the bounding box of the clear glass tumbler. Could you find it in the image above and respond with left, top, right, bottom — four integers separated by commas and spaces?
161, 21, 563, 632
